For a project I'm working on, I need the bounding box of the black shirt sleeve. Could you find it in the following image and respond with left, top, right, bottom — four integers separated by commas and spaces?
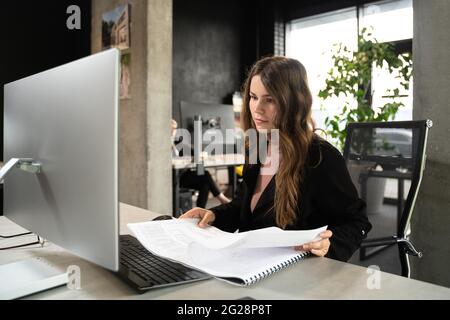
311, 142, 372, 262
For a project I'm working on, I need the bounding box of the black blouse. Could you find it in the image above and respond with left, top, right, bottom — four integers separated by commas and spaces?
210, 137, 372, 262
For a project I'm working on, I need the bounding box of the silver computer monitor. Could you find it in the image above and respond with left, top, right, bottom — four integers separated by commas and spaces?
3, 49, 120, 271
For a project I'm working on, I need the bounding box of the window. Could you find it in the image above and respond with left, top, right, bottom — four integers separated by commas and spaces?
286, 8, 358, 131
361, 0, 413, 122
286, 0, 413, 129
359, 0, 413, 42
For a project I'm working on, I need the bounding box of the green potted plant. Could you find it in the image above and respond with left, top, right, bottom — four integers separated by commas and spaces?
318, 28, 412, 151
318, 28, 413, 214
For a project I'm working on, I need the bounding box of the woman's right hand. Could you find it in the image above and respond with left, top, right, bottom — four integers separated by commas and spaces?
179, 207, 216, 228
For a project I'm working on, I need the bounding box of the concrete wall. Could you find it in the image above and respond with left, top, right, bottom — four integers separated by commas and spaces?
92, 0, 172, 213
92, 0, 148, 209
411, 0, 450, 287
172, 0, 242, 122
146, 0, 173, 214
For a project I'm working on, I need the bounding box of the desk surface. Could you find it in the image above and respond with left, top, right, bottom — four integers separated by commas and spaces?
0, 203, 449, 300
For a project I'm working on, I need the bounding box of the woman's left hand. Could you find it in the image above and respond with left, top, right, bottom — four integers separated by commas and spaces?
294, 230, 333, 257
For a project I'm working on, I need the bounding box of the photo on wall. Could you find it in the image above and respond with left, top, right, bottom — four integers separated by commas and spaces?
120, 53, 131, 99
102, 4, 130, 50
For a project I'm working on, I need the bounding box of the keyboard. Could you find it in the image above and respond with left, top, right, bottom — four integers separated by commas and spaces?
119, 235, 211, 291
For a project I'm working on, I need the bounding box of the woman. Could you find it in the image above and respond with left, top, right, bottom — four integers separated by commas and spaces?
180, 56, 371, 262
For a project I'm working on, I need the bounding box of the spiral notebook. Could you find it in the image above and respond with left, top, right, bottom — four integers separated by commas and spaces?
128, 219, 325, 286
187, 244, 311, 286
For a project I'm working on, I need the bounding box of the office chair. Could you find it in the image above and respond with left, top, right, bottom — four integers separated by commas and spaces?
343, 120, 432, 277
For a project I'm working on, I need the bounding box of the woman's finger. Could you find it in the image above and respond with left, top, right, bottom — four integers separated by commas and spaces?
198, 211, 215, 228
179, 207, 204, 219
177, 208, 215, 227
302, 241, 324, 251
310, 248, 327, 257
198, 217, 210, 228
319, 230, 333, 238
179, 212, 195, 219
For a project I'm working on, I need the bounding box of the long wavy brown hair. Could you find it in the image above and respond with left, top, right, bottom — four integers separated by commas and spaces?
241, 56, 315, 229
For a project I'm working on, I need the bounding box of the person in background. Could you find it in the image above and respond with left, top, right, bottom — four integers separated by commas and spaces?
179, 56, 371, 262
172, 119, 230, 209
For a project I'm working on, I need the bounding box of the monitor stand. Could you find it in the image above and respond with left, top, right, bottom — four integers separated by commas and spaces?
0, 257, 68, 299
0, 158, 42, 183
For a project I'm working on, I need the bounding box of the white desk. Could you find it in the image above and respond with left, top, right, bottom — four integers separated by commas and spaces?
0, 203, 449, 300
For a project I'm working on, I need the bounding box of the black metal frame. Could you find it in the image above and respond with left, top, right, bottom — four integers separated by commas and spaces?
343, 120, 432, 277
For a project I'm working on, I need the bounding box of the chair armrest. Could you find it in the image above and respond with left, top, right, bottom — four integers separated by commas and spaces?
361, 236, 398, 248
361, 236, 422, 257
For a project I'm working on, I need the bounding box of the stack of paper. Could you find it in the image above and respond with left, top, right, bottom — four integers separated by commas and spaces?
128, 219, 326, 285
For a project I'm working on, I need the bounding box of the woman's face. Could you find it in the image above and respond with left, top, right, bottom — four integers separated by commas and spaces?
249, 75, 277, 131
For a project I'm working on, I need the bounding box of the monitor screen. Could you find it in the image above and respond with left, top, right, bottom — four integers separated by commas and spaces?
3, 49, 120, 271
179, 100, 238, 154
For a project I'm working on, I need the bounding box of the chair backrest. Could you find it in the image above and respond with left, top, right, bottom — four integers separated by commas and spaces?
343, 120, 432, 240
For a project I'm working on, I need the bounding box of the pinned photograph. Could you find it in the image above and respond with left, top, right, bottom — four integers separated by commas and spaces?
102, 4, 130, 50
120, 53, 131, 99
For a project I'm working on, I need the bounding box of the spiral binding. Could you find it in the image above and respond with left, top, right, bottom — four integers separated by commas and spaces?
243, 251, 311, 286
